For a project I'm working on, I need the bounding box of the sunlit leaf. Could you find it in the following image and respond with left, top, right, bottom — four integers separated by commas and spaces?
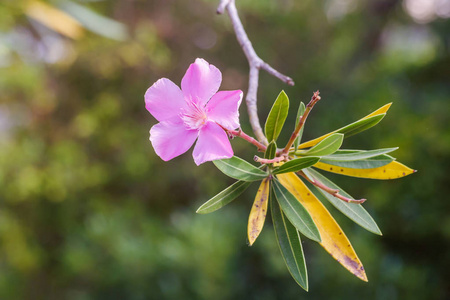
264, 141, 277, 160
248, 178, 270, 246
298, 103, 392, 149
273, 157, 320, 175
271, 196, 308, 290
320, 148, 397, 169
364, 103, 392, 118
25, 0, 84, 39
321, 155, 394, 169
265, 90, 289, 142
313, 161, 416, 180
322, 148, 398, 161
297, 133, 343, 156
214, 156, 268, 181
276, 172, 368, 281
294, 101, 306, 150
302, 168, 381, 235
60, 0, 128, 41
196, 181, 252, 214
272, 181, 321, 242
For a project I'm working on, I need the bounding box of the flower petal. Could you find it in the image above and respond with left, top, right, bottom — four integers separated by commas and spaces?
150, 119, 197, 161
206, 90, 243, 130
193, 122, 233, 165
181, 58, 222, 106
145, 78, 186, 122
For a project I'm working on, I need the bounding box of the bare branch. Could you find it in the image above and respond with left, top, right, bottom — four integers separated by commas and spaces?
217, 0, 231, 14
217, 0, 294, 145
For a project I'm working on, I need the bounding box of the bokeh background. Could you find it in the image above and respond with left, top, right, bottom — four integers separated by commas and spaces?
0, 0, 449, 299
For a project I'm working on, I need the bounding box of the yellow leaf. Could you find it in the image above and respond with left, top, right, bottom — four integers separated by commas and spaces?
298, 103, 392, 149
276, 172, 368, 282
364, 103, 392, 118
25, 0, 84, 39
314, 161, 416, 180
248, 178, 270, 246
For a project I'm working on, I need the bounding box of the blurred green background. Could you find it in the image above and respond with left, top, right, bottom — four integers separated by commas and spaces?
0, 0, 449, 299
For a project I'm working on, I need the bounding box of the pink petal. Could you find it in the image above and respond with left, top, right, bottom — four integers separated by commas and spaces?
181, 58, 222, 106
193, 122, 233, 165
150, 119, 198, 161
145, 78, 186, 122
206, 90, 243, 130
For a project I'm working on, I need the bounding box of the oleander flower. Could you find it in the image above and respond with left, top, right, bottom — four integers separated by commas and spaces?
145, 58, 243, 165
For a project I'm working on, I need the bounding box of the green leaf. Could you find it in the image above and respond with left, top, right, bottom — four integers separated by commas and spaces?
271, 196, 308, 290
273, 157, 320, 174
214, 156, 268, 181
299, 133, 343, 156
264, 141, 277, 160
294, 101, 306, 150
298, 107, 389, 150
322, 148, 398, 161
265, 90, 289, 142
302, 168, 382, 235
321, 154, 394, 169
196, 181, 252, 214
273, 180, 321, 242
337, 114, 385, 138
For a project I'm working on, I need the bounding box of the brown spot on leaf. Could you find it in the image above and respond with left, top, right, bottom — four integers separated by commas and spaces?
343, 255, 365, 279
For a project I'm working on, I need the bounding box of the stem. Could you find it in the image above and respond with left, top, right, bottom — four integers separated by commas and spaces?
254, 155, 287, 164
281, 90, 321, 155
223, 127, 267, 152
217, 0, 294, 145
298, 171, 367, 204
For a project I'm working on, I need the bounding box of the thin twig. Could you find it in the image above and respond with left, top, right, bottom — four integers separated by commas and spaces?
222, 126, 267, 152
254, 155, 287, 164
281, 90, 321, 155
298, 171, 367, 204
217, 0, 294, 145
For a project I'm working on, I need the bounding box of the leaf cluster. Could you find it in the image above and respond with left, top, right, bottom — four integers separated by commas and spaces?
198, 92, 415, 290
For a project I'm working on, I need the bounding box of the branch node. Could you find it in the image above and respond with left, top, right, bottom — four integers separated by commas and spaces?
216, 0, 294, 143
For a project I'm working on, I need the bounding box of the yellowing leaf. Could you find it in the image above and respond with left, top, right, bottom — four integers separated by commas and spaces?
25, 0, 84, 39
248, 178, 270, 246
298, 103, 392, 149
313, 161, 416, 180
276, 172, 368, 282
364, 103, 392, 118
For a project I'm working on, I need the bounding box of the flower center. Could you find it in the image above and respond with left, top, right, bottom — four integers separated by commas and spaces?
179, 100, 208, 130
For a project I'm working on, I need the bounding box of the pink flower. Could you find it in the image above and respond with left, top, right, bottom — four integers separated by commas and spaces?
145, 58, 243, 165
